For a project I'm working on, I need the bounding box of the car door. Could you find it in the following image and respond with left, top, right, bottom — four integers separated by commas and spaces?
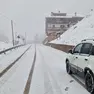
76, 43, 92, 77
89, 46, 94, 73
69, 43, 83, 73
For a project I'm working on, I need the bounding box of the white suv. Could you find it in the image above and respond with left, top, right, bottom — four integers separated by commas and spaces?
66, 39, 94, 93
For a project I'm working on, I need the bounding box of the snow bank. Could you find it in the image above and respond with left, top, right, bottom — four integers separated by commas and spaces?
0, 42, 12, 51
50, 12, 94, 46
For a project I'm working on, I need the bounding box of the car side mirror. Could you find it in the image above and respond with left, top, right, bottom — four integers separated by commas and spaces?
68, 49, 73, 54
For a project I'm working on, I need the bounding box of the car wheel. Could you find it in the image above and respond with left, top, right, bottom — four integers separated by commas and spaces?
85, 71, 94, 93
66, 61, 72, 74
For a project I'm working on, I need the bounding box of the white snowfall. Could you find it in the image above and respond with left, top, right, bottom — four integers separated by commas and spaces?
51, 11, 94, 46
0, 44, 89, 94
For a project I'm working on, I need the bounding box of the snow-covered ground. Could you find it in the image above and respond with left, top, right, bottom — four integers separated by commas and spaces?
0, 42, 13, 51
36, 44, 89, 94
0, 45, 30, 73
50, 11, 94, 46
0, 44, 89, 94
0, 45, 34, 94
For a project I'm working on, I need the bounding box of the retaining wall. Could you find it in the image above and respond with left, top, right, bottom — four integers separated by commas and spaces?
46, 43, 75, 52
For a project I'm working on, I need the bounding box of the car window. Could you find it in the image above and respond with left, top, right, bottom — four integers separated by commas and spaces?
91, 46, 94, 55
73, 44, 83, 53
81, 43, 92, 54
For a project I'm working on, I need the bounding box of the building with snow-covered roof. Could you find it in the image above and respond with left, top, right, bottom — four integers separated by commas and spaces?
45, 12, 84, 36
50, 11, 94, 46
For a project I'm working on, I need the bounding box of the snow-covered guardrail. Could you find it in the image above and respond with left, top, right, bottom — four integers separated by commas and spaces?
0, 44, 25, 55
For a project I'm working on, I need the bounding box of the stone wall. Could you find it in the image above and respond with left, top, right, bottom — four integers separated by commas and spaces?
46, 43, 75, 53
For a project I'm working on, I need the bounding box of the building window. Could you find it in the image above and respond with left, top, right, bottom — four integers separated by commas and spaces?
48, 24, 51, 28
53, 25, 55, 28
60, 25, 65, 28
67, 24, 70, 28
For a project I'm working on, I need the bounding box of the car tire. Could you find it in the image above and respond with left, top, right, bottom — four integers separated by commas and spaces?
85, 71, 94, 94
66, 61, 72, 74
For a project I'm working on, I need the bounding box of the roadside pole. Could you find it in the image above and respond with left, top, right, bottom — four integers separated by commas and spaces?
25, 32, 27, 44
11, 20, 15, 46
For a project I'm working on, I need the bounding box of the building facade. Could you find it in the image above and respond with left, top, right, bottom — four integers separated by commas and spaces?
45, 12, 84, 37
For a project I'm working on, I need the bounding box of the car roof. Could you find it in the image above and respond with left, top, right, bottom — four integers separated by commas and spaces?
81, 39, 94, 45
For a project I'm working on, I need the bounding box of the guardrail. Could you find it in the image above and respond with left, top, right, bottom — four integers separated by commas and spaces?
0, 44, 25, 55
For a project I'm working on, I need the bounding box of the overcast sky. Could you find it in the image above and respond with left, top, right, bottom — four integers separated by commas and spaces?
0, 0, 94, 42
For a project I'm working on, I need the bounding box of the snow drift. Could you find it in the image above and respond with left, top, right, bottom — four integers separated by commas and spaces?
0, 42, 12, 51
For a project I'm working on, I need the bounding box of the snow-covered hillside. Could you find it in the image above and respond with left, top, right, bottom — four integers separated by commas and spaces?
50, 12, 94, 46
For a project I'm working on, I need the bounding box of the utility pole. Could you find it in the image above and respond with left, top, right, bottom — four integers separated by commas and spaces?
11, 20, 15, 46
25, 32, 26, 44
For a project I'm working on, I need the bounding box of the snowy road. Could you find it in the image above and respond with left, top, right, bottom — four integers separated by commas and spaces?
35, 44, 89, 94
0, 44, 90, 94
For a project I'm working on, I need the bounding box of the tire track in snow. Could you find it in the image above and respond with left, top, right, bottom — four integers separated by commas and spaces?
44, 69, 54, 94
36, 47, 54, 94
0, 45, 32, 90
46, 46, 86, 89
37, 47, 63, 94
24, 45, 36, 94
0, 45, 31, 78
40, 45, 89, 94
